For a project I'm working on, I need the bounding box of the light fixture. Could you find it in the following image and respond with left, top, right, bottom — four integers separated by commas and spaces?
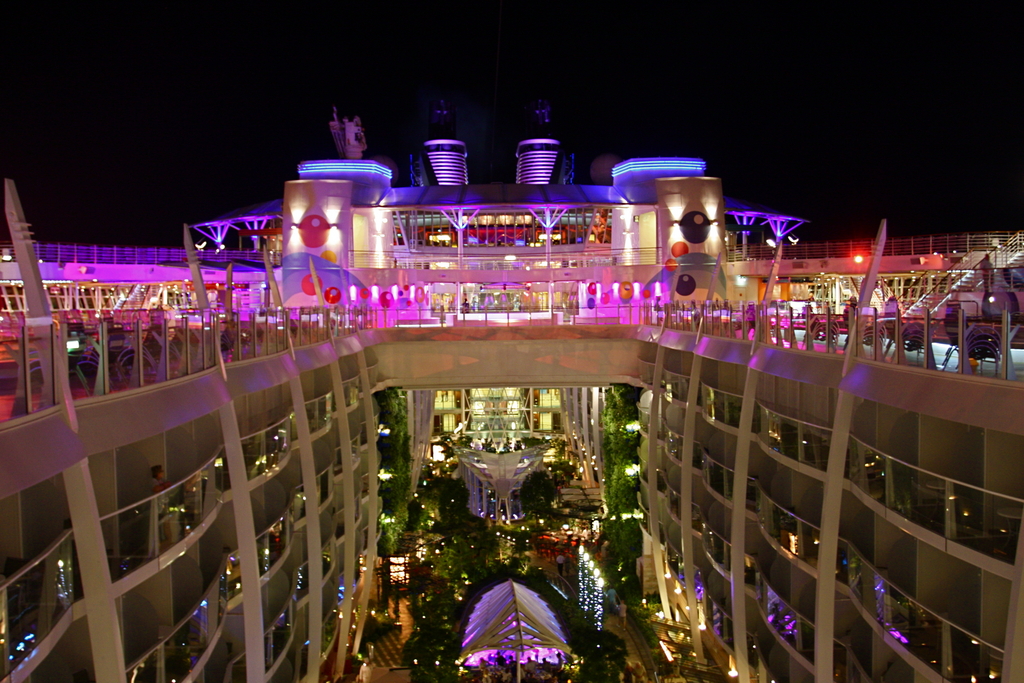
787, 234, 799, 244
766, 238, 777, 248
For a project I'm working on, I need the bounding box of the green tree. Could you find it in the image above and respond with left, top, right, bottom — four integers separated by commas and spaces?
519, 470, 557, 516
600, 385, 644, 592
376, 388, 412, 555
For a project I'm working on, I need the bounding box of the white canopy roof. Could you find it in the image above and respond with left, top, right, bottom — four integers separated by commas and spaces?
460, 580, 571, 660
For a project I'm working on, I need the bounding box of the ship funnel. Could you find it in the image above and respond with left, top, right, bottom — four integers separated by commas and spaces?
420, 100, 468, 185
516, 100, 566, 184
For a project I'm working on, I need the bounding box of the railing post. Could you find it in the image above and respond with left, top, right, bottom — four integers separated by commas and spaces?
183, 314, 191, 375
133, 320, 143, 387
1002, 309, 1013, 381
20, 324, 32, 414
958, 307, 968, 374
99, 321, 110, 395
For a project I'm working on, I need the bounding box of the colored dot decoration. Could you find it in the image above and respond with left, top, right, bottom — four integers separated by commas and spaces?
676, 273, 697, 296
324, 287, 341, 304
301, 274, 323, 296
670, 241, 689, 258
664, 258, 679, 272
619, 282, 634, 301
587, 282, 598, 296
680, 210, 711, 244
320, 250, 337, 263
298, 214, 330, 248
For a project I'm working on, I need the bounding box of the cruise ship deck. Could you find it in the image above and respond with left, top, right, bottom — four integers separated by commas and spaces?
3, 112, 1024, 683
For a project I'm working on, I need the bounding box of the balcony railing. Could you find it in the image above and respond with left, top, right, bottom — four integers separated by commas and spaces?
757, 402, 832, 471
725, 231, 1020, 262
101, 453, 221, 579
755, 570, 816, 663
241, 415, 292, 480
701, 383, 743, 428
847, 437, 1024, 563
4, 297, 1023, 428
126, 556, 227, 683
0, 531, 76, 678
846, 540, 1004, 682
257, 509, 291, 576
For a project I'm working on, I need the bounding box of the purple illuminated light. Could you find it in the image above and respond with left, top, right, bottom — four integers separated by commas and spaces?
297, 160, 393, 179
611, 158, 706, 177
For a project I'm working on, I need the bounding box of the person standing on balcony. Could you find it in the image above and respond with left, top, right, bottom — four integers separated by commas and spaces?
980, 252, 994, 291
151, 465, 171, 493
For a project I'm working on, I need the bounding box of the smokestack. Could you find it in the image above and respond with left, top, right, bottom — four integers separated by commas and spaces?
516, 100, 566, 184
420, 100, 468, 185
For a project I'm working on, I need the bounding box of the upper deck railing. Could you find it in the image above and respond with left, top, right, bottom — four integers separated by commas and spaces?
726, 231, 1018, 262
0, 241, 280, 265
1, 297, 1022, 425
2, 230, 1018, 271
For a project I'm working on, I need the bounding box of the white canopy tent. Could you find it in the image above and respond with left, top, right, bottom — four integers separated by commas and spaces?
460, 579, 572, 676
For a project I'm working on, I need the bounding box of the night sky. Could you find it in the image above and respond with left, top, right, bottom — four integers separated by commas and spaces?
2, 4, 1022, 246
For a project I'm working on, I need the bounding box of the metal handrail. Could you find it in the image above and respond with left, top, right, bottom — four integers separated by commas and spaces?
0, 529, 73, 590
849, 434, 1024, 505
98, 448, 222, 521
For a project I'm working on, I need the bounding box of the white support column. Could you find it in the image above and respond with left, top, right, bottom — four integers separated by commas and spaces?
814, 220, 887, 683
812, 391, 854, 683
63, 459, 127, 683
679, 354, 705, 662
1002, 517, 1024, 681
350, 351, 379, 655
329, 362, 358, 679
647, 343, 672, 616
289, 377, 324, 682
218, 402, 266, 683
728, 367, 760, 683
580, 387, 593, 483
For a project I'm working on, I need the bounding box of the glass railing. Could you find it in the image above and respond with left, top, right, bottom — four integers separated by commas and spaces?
848, 437, 1024, 563
707, 593, 734, 646
693, 504, 731, 575
847, 541, 1004, 681
701, 383, 742, 428
756, 483, 822, 568
305, 391, 334, 433
700, 454, 756, 508
5, 300, 1022, 426
264, 604, 293, 671
101, 454, 221, 578
702, 454, 733, 501
0, 531, 75, 677
663, 369, 689, 402
322, 543, 333, 576
240, 415, 291, 479
296, 562, 309, 600
664, 430, 683, 466
318, 467, 331, 507
0, 306, 353, 424
343, 377, 360, 407
224, 554, 242, 603
126, 558, 226, 683
755, 571, 815, 663
854, 305, 1023, 381
757, 403, 831, 470
257, 510, 291, 575
322, 607, 339, 652
638, 359, 655, 386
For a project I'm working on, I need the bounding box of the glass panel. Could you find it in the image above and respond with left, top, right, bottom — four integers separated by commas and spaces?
1, 533, 74, 674
240, 417, 291, 479
102, 459, 218, 578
